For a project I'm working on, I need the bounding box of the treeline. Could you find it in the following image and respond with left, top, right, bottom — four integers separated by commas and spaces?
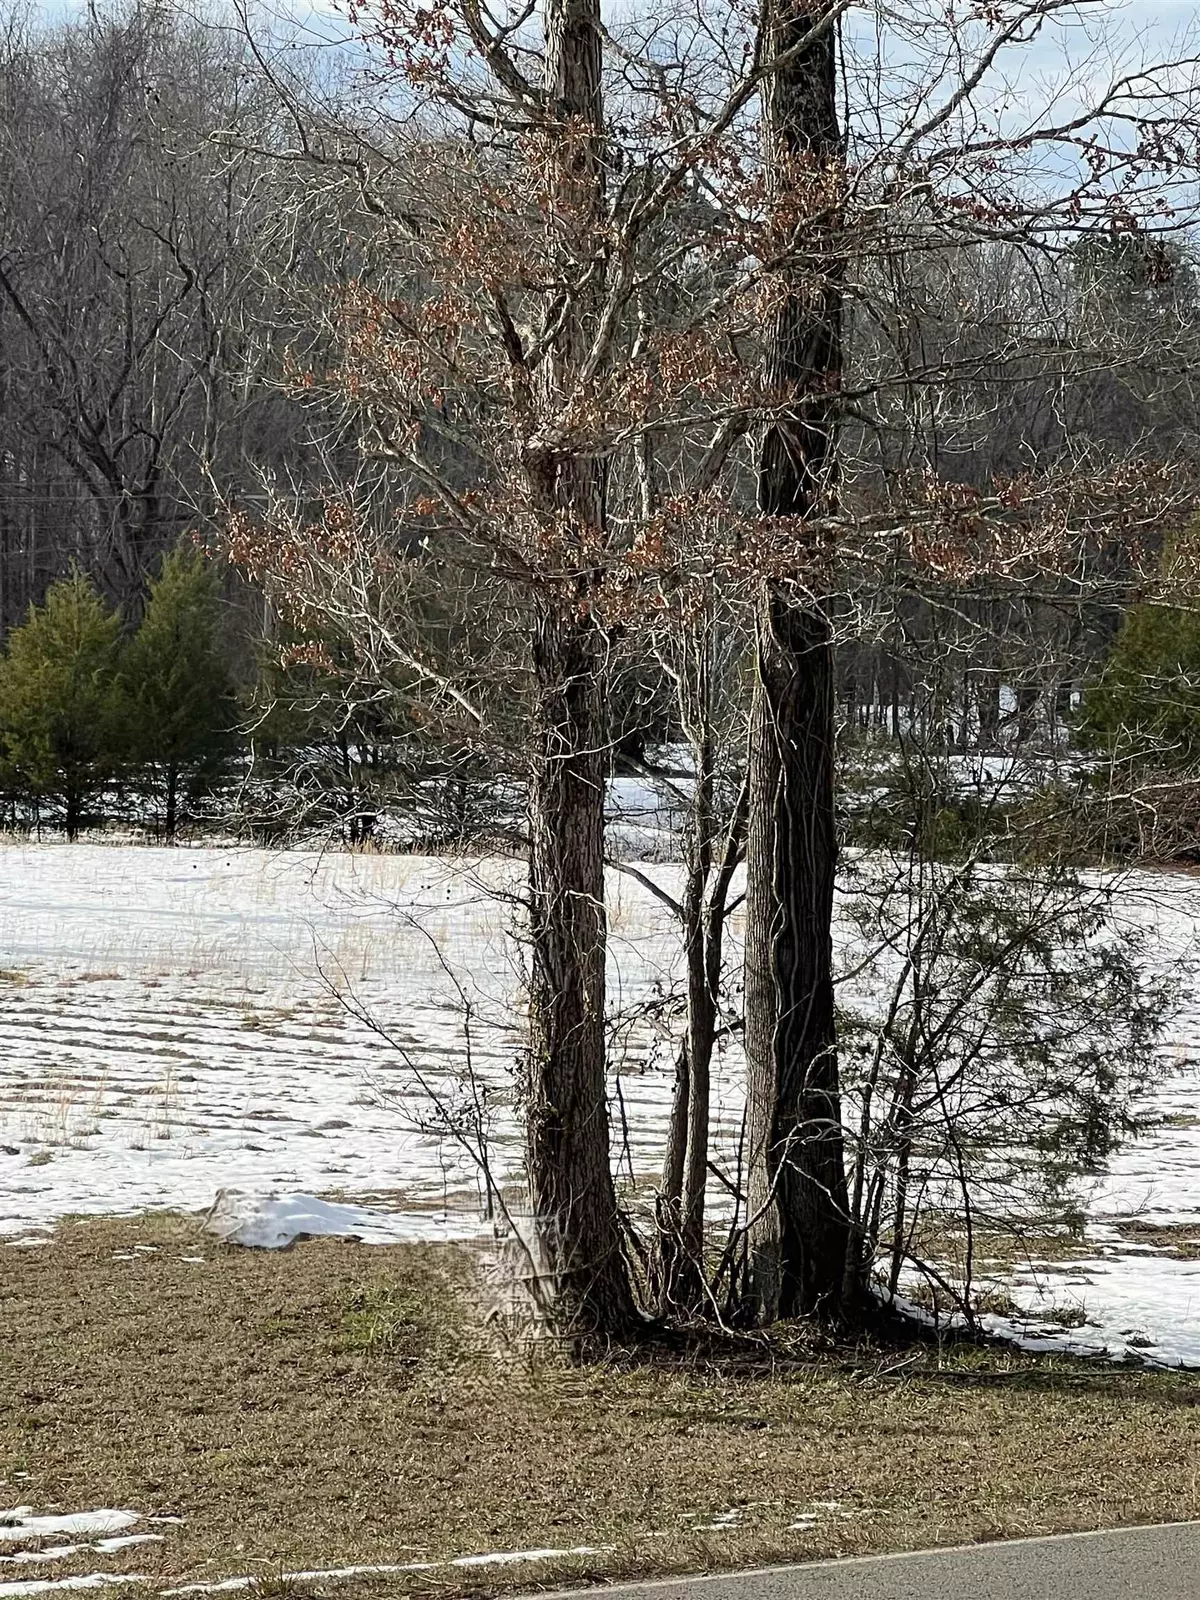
0, 2, 360, 628
3, 2, 1200, 816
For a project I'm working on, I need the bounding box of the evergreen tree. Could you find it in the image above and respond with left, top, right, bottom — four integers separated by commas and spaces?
0, 573, 123, 839
1080, 600, 1200, 766
1080, 523, 1200, 767
119, 546, 240, 837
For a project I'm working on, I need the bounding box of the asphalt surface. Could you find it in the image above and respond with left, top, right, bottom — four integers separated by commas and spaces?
536, 1522, 1200, 1600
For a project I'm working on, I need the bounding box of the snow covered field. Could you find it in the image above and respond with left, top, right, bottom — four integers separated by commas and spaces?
1, 842, 1198, 1363
0, 844, 722, 1235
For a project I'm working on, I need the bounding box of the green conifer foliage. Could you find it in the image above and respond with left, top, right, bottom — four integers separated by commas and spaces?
1081, 601, 1200, 765
0, 573, 123, 839
1081, 522, 1200, 768
119, 546, 240, 837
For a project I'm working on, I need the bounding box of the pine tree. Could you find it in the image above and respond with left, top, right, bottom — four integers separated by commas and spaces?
0, 573, 124, 839
1080, 522, 1200, 768
1080, 600, 1200, 765
120, 546, 240, 838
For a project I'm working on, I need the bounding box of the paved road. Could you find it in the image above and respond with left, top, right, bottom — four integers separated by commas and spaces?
537, 1522, 1200, 1600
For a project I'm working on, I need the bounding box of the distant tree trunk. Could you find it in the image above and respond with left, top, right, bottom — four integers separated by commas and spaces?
741, 0, 855, 1326
64, 785, 81, 843
976, 670, 1001, 748
521, 0, 637, 1341
1015, 681, 1039, 746
164, 761, 178, 841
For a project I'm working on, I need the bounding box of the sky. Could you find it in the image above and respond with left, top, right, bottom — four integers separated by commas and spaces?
28, 0, 1200, 61
24, 0, 1200, 188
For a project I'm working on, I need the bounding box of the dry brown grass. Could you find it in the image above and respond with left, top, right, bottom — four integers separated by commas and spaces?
1113, 1220, 1200, 1260
3, 1213, 1200, 1600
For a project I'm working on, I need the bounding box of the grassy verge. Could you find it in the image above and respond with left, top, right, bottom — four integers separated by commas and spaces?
3, 1214, 1199, 1600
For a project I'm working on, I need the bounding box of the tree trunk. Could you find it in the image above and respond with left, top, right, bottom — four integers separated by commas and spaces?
678, 877, 717, 1304
650, 1037, 690, 1312
741, 0, 854, 1325
744, 598, 852, 1320
649, 725, 716, 1316
64, 785, 80, 843
165, 762, 178, 841
677, 764, 747, 1310
1015, 681, 1038, 746
520, 0, 637, 1341
977, 671, 1001, 749
526, 602, 637, 1338
648, 627, 748, 1317
650, 830, 717, 1317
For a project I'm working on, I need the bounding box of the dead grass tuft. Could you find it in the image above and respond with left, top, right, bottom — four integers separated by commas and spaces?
249, 1575, 325, 1600
1113, 1220, 1200, 1259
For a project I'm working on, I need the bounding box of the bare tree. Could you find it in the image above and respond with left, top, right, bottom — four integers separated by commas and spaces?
741, 0, 853, 1326
735, 0, 1200, 1328
225, 0, 1200, 1341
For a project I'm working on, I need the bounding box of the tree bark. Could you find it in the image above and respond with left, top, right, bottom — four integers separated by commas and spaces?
648, 634, 748, 1317
650, 1038, 690, 1313
741, 0, 855, 1325
520, 0, 637, 1341
677, 764, 748, 1311
526, 602, 637, 1338
677, 866, 717, 1305
649, 721, 715, 1316
650, 792, 717, 1316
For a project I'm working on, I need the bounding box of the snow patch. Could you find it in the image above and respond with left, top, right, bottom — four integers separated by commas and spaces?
0, 1516, 140, 1548
0, 1540, 161, 1569
787, 1502, 883, 1530
0, 1578, 147, 1599
983, 1252, 1200, 1367
449, 1548, 608, 1568
700, 1511, 742, 1531
163, 1546, 613, 1595
202, 1190, 485, 1250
